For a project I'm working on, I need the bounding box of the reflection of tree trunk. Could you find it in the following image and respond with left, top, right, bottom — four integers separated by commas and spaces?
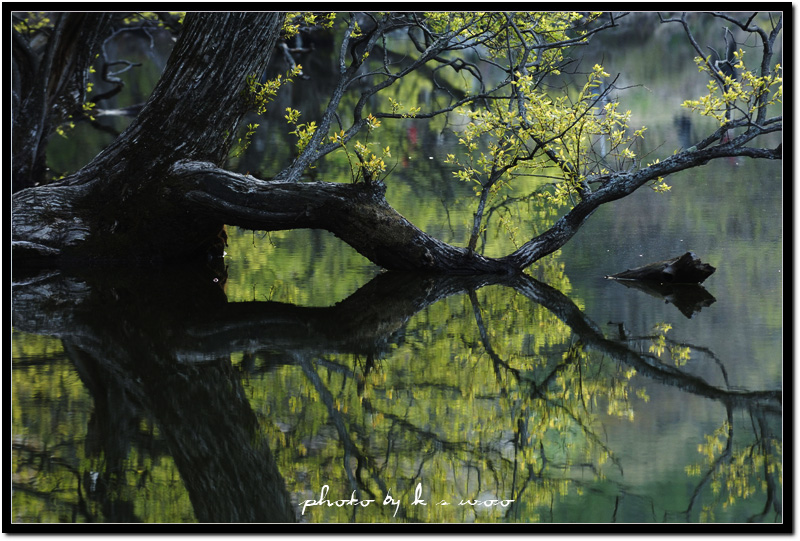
752, 412, 782, 521
145, 356, 295, 523
13, 266, 296, 523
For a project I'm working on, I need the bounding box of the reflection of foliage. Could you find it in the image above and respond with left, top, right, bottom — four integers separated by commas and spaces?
684, 417, 782, 523
11, 332, 195, 523
12, 268, 781, 524
235, 286, 694, 523
647, 323, 691, 367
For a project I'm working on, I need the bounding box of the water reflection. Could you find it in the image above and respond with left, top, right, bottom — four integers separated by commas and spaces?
14, 12, 782, 526
12, 264, 295, 523
608, 280, 716, 319
12, 263, 781, 524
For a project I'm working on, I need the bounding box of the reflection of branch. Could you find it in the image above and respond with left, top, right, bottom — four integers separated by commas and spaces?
468, 290, 625, 477
13, 268, 780, 415
363, 404, 471, 455
13, 265, 782, 522
669, 408, 734, 521
750, 411, 782, 521
12, 441, 97, 522
502, 343, 627, 476
625, 333, 731, 389
468, 290, 521, 384
506, 274, 781, 414
297, 355, 386, 510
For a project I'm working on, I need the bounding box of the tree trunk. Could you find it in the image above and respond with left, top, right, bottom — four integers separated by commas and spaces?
13, 13, 114, 192
10, 12, 520, 274
13, 13, 285, 264
175, 160, 514, 274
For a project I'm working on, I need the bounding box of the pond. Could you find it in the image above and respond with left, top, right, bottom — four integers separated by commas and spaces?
11, 13, 783, 527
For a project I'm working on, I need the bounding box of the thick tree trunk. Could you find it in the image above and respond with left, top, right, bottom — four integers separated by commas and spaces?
13, 13, 285, 264
175, 160, 514, 274
10, 12, 518, 273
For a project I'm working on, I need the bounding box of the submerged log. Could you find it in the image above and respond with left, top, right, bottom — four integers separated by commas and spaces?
605, 252, 716, 284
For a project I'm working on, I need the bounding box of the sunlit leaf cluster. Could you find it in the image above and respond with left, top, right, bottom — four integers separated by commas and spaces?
422, 11, 596, 67
120, 12, 185, 26
682, 51, 782, 126
327, 115, 392, 184
12, 12, 53, 34
447, 63, 647, 210
282, 12, 336, 39
246, 66, 304, 116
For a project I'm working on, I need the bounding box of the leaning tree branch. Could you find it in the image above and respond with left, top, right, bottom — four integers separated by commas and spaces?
174, 129, 780, 276
174, 160, 512, 274
502, 141, 781, 270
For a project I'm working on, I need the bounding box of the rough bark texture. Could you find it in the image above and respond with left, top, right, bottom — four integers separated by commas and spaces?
13, 13, 285, 264
175, 160, 514, 274
12, 13, 114, 192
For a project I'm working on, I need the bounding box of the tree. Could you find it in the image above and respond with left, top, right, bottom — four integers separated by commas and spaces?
11, 12, 782, 274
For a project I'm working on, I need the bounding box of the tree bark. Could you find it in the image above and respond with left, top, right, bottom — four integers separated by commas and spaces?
175, 160, 514, 274
13, 13, 114, 192
13, 13, 285, 264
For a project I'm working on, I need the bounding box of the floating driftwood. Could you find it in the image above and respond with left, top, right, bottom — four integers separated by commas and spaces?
605, 252, 716, 284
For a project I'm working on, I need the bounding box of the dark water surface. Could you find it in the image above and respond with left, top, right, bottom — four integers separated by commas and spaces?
12, 14, 782, 525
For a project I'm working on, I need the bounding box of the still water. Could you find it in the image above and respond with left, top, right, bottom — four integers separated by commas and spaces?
11, 14, 782, 525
